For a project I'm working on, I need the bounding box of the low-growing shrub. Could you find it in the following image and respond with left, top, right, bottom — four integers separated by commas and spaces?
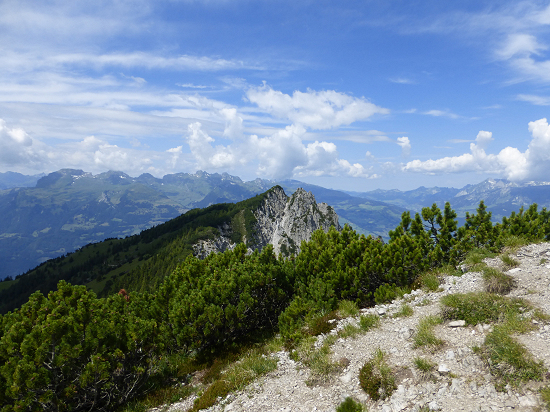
482, 267, 515, 295
359, 349, 396, 401
413, 316, 444, 351
307, 311, 339, 336
336, 397, 364, 412
374, 283, 411, 304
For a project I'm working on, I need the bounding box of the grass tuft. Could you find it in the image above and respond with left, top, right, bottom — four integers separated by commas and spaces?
540, 386, 550, 411
482, 267, 515, 295
475, 326, 547, 390
359, 348, 396, 401
413, 356, 436, 381
500, 235, 531, 253
463, 248, 496, 268
500, 254, 520, 268
338, 300, 360, 318
393, 304, 414, 318
307, 311, 339, 336
417, 272, 441, 292
359, 314, 380, 331
291, 335, 342, 385
441, 292, 532, 326
189, 348, 278, 411
413, 316, 444, 351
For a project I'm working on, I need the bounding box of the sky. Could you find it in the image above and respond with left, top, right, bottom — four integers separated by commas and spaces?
1, 0, 550, 191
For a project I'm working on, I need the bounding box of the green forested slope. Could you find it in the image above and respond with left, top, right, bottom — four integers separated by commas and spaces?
0, 187, 276, 315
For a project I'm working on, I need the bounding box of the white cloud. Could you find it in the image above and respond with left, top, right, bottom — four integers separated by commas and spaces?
388, 77, 415, 84
403, 119, 550, 181
246, 84, 389, 130
396, 136, 411, 157
517, 94, 550, 105
423, 109, 460, 119
0, 119, 47, 170
497, 33, 547, 60
182, 120, 377, 180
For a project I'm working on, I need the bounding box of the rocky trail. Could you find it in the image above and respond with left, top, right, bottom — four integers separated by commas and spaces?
158, 242, 550, 412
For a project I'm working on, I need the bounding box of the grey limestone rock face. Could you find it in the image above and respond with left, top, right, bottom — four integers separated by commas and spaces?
192, 186, 340, 259
258, 187, 341, 256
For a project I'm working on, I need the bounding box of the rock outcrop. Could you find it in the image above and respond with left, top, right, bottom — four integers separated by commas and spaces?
192, 186, 340, 258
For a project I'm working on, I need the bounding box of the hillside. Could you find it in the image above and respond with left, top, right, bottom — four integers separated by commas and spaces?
165, 242, 550, 412
0, 185, 339, 314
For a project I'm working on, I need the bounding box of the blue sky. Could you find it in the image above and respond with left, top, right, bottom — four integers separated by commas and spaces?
1, 0, 550, 191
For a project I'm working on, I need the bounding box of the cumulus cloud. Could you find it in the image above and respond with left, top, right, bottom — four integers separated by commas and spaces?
182, 119, 377, 180
403, 118, 550, 181
0, 119, 47, 170
246, 84, 389, 130
396, 136, 411, 157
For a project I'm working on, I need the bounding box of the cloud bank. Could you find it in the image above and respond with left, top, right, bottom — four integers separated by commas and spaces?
404, 118, 550, 182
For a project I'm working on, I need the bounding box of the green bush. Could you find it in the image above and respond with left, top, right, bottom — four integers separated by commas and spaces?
160, 244, 292, 353
0, 281, 161, 412
359, 349, 396, 401
336, 397, 364, 412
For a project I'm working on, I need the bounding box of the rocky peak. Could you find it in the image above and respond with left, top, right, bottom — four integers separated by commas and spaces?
192, 186, 340, 259
266, 187, 340, 256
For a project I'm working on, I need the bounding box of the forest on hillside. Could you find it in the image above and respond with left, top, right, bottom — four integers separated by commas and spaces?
1, 201, 550, 412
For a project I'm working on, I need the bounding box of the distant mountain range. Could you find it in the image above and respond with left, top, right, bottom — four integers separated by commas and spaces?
349, 178, 550, 222
0, 169, 404, 279
2, 170, 550, 281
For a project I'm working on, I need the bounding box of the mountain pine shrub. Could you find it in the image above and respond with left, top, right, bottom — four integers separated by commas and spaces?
336, 397, 364, 412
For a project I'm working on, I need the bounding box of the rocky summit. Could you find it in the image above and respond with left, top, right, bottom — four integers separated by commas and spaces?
156, 242, 550, 412
193, 186, 341, 258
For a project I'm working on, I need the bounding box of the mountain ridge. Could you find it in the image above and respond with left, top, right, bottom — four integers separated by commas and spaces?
0, 170, 402, 279
0, 185, 339, 314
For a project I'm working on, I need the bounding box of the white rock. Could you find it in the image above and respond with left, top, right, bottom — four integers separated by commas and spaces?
448, 320, 466, 327
438, 363, 450, 374
428, 400, 442, 410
